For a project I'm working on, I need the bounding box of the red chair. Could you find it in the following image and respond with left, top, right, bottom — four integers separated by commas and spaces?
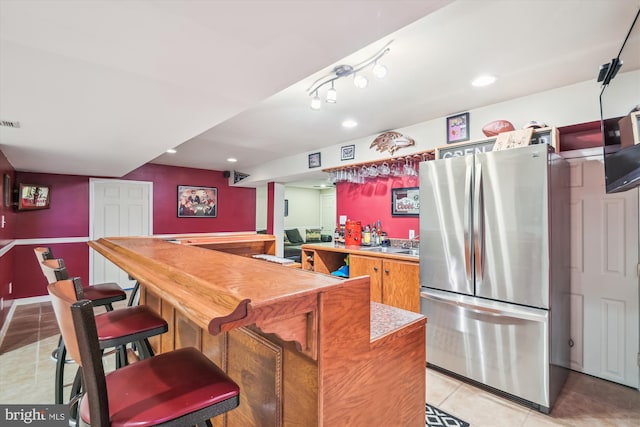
49, 279, 240, 427
34, 247, 126, 311
40, 259, 168, 408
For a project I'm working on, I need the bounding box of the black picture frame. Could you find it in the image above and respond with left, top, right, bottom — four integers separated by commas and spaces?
446, 112, 470, 144
177, 185, 217, 217
308, 152, 321, 168
391, 187, 419, 216
341, 145, 355, 161
16, 183, 51, 211
284, 199, 289, 217
3, 174, 10, 207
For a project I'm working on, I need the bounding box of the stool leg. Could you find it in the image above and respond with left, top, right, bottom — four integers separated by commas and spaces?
137, 338, 154, 360
116, 345, 127, 368
55, 339, 66, 404
68, 367, 83, 426
127, 281, 140, 307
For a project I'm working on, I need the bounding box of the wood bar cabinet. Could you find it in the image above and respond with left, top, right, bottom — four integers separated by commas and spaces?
89, 236, 426, 427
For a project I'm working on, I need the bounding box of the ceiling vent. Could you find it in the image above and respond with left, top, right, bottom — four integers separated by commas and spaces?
0, 120, 21, 128
230, 171, 250, 185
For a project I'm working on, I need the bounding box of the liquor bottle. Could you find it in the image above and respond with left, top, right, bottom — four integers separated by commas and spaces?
362, 224, 371, 246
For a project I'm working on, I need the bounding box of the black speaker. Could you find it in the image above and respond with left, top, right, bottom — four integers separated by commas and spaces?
223, 171, 231, 178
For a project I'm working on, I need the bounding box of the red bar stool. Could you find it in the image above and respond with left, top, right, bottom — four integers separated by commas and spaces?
49, 279, 240, 427
40, 259, 168, 407
34, 247, 126, 311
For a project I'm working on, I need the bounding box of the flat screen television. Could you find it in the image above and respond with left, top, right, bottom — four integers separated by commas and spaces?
601, 9, 640, 193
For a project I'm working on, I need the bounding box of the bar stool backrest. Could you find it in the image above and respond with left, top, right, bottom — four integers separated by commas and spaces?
34, 247, 54, 262
48, 279, 110, 426
39, 259, 70, 284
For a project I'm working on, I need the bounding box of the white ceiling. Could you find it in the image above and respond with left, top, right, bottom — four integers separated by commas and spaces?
1, 1, 639, 184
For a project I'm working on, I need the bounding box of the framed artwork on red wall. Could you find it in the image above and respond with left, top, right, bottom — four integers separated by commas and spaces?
16, 183, 51, 210
391, 187, 419, 216
178, 185, 217, 217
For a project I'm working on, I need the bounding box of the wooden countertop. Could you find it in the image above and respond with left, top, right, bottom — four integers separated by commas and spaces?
89, 237, 361, 339
301, 242, 419, 262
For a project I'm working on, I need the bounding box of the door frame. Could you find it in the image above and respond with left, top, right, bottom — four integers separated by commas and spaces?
89, 178, 153, 280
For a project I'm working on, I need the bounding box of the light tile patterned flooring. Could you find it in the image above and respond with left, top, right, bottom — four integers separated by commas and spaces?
1, 301, 639, 426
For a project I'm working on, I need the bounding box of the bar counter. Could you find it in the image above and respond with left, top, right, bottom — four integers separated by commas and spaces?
89, 236, 426, 427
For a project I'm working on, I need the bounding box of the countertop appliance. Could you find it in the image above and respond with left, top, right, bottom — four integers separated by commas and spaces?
419, 144, 570, 413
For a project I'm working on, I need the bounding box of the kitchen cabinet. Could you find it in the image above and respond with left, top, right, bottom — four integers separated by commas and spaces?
350, 255, 420, 313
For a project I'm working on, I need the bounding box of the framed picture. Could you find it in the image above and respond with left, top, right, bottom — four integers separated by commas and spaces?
391, 187, 419, 216
16, 183, 51, 211
446, 112, 470, 144
178, 185, 217, 217
308, 152, 321, 168
284, 199, 289, 217
3, 174, 10, 207
341, 144, 355, 161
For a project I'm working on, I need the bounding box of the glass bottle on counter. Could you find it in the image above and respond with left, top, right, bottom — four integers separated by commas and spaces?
371, 225, 379, 246
362, 224, 371, 246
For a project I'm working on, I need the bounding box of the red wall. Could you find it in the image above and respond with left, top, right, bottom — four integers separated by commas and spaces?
8, 163, 256, 299
124, 163, 256, 234
336, 175, 419, 239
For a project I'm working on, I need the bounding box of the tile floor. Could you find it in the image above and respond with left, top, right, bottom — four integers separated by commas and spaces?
1, 301, 639, 426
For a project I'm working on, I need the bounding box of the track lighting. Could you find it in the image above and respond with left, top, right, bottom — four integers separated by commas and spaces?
353, 74, 368, 89
310, 91, 321, 110
326, 82, 337, 103
306, 40, 392, 109
372, 62, 387, 79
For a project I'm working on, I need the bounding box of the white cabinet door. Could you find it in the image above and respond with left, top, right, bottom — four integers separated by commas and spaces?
568, 156, 639, 388
90, 179, 152, 289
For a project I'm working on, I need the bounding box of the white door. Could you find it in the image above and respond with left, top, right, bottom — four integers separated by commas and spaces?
90, 179, 152, 289
320, 191, 336, 235
568, 155, 639, 388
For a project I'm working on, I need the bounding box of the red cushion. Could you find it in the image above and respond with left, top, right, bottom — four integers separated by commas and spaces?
94, 306, 167, 341
80, 347, 240, 427
83, 283, 126, 302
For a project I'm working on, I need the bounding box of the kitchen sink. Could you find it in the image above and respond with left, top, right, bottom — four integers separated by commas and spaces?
359, 246, 419, 256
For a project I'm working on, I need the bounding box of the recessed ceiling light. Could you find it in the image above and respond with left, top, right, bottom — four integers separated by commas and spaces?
226, 157, 238, 163
471, 75, 497, 87
342, 119, 358, 128
166, 148, 177, 154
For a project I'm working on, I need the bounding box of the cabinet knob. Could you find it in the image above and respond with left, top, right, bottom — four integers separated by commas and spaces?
373, 267, 378, 272
384, 269, 389, 274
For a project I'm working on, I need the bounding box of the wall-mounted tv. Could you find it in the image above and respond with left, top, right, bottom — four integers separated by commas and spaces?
16, 183, 51, 210
600, 9, 640, 193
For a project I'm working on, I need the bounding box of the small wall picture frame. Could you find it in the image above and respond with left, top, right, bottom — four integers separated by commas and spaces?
308, 152, 321, 168
391, 187, 420, 216
341, 144, 355, 161
446, 112, 470, 144
16, 183, 51, 210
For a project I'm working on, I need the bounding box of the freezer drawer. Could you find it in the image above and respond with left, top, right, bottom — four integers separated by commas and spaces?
421, 289, 550, 409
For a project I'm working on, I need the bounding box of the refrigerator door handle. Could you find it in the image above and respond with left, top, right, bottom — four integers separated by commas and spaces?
420, 290, 547, 322
464, 161, 473, 281
473, 160, 484, 283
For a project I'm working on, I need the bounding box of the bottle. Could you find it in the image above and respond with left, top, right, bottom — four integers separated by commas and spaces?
363, 224, 371, 246
334, 227, 340, 243
371, 226, 379, 246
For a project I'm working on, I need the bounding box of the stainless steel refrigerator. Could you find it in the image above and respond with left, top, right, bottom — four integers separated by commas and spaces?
419, 144, 570, 413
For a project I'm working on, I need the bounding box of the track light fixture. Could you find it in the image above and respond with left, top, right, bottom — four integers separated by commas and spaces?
307, 40, 392, 110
